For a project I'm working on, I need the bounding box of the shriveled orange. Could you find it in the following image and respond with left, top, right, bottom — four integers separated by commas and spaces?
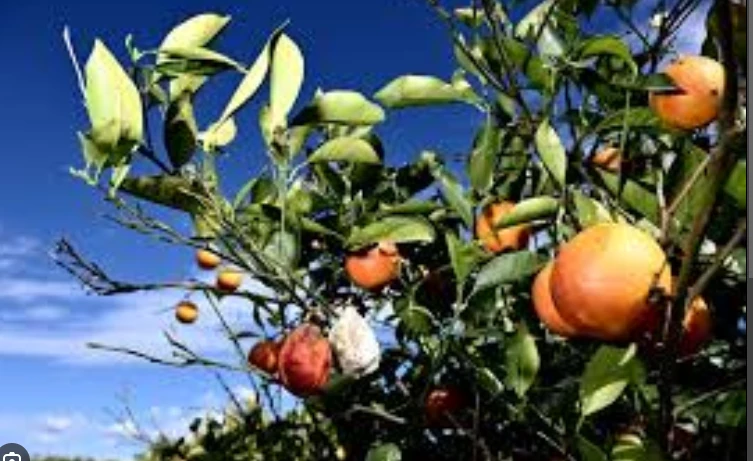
550, 223, 672, 341
475, 200, 531, 253
591, 147, 622, 173
531, 262, 578, 337
649, 55, 725, 130
175, 301, 198, 324
344, 241, 401, 291
425, 387, 465, 426
196, 248, 222, 270
216, 268, 243, 292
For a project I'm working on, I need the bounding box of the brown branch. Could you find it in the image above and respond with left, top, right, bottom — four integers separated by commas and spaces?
657, 0, 741, 449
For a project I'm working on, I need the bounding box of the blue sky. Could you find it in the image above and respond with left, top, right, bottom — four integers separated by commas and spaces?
0, 0, 710, 458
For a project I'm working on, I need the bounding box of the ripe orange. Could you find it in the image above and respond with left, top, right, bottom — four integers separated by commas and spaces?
425, 387, 465, 426
649, 55, 725, 130
531, 262, 578, 337
278, 324, 332, 397
679, 292, 713, 356
344, 241, 401, 291
591, 147, 622, 173
248, 339, 281, 375
475, 201, 531, 254
196, 248, 222, 270
216, 268, 243, 292
175, 301, 198, 324
550, 223, 672, 341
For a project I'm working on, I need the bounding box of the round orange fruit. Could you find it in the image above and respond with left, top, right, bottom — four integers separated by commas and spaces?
531, 262, 578, 337
679, 293, 713, 356
344, 241, 401, 291
278, 324, 332, 397
550, 223, 672, 341
216, 268, 243, 292
248, 339, 281, 375
475, 201, 531, 254
649, 55, 725, 130
196, 248, 222, 270
175, 301, 199, 324
591, 147, 622, 173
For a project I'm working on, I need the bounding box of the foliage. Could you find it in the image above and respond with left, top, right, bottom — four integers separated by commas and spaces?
58, 1, 746, 460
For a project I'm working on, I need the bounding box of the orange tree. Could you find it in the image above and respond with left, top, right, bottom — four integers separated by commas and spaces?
57, 0, 746, 459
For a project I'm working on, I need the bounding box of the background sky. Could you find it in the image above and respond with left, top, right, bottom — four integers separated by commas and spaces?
0, 0, 711, 458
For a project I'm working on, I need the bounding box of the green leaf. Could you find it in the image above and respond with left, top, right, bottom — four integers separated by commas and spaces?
374, 74, 477, 108
612, 434, 666, 461
346, 216, 436, 249
263, 230, 299, 269
491, 196, 559, 229
76, 131, 108, 180
157, 13, 230, 66
572, 190, 614, 227
446, 232, 482, 287
157, 46, 244, 72
201, 117, 237, 151
214, 28, 283, 129
454, 7, 485, 28
595, 107, 659, 133
577, 35, 637, 74
473, 251, 543, 293
724, 160, 746, 209
163, 94, 197, 169
580, 345, 645, 416
378, 200, 440, 216
505, 327, 540, 397
468, 119, 501, 193
84, 40, 144, 157
476, 367, 504, 396
597, 170, 660, 223
308, 137, 381, 164
432, 165, 474, 228
291, 90, 385, 126
535, 119, 567, 188
365, 443, 402, 461
398, 302, 436, 337
269, 33, 304, 128
119, 175, 201, 211
577, 435, 609, 461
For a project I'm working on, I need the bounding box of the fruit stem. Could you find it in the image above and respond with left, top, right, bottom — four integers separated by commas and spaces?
657, 0, 741, 450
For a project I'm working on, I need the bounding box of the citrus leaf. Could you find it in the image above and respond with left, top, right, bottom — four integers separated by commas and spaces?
724, 160, 746, 209
291, 90, 385, 126
308, 137, 381, 164
269, 33, 304, 128
577, 435, 609, 461
375, 74, 477, 108
468, 119, 501, 193
201, 117, 237, 151
163, 94, 197, 169
473, 251, 543, 293
432, 165, 474, 228
580, 345, 646, 417
572, 190, 614, 228
398, 302, 436, 337
157, 46, 244, 72
595, 107, 659, 133
491, 196, 559, 229
505, 326, 540, 397
446, 231, 482, 287
577, 35, 637, 74
612, 434, 666, 461
346, 216, 436, 249
84, 40, 143, 157
597, 170, 660, 223
157, 13, 230, 66
365, 443, 402, 461
535, 119, 567, 188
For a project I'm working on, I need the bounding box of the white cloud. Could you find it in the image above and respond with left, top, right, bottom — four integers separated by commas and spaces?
43, 414, 76, 433
0, 277, 84, 302
0, 304, 69, 322
0, 235, 39, 258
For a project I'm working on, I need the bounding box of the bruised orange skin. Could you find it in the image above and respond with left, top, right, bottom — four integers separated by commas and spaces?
550, 223, 672, 341
425, 387, 465, 426
278, 324, 332, 397
216, 269, 243, 292
650, 55, 725, 130
196, 248, 222, 270
344, 241, 401, 291
591, 147, 622, 173
175, 301, 198, 324
532, 262, 578, 337
248, 339, 281, 375
475, 201, 532, 254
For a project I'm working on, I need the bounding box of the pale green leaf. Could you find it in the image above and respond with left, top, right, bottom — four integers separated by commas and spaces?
535, 119, 567, 187
366, 443, 402, 461
308, 137, 381, 164
292, 90, 385, 126
269, 33, 304, 128
505, 327, 540, 397
491, 196, 559, 229
346, 216, 436, 249
375, 74, 476, 108
157, 13, 230, 65
473, 251, 543, 293
580, 345, 646, 416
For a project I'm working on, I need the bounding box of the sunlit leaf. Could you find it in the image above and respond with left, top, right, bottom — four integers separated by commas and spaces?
580, 345, 645, 416
292, 90, 385, 126
491, 196, 559, 229
346, 216, 436, 249
505, 327, 540, 397
270, 33, 304, 128
308, 137, 381, 164
473, 251, 543, 293
157, 13, 230, 65
375, 74, 478, 108
535, 119, 567, 188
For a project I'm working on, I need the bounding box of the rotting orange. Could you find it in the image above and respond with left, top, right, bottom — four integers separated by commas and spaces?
278, 324, 332, 397
248, 339, 281, 375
